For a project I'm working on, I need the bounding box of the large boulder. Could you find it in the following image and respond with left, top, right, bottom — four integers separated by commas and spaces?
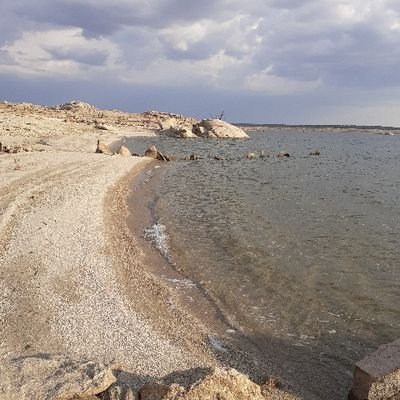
0, 354, 117, 400
157, 118, 177, 131
195, 119, 249, 139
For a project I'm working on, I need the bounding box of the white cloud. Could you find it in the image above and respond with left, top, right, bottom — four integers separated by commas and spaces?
1, 0, 400, 123
245, 66, 322, 95
0, 28, 121, 77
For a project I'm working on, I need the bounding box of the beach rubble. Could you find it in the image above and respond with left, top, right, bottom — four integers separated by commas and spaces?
0, 354, 117, 400
0, 353, 298, 400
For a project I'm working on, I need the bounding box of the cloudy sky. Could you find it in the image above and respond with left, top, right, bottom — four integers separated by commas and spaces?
1, 0, 400, 125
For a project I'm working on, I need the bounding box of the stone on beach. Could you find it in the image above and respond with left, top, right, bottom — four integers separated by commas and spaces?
144, 145, 159, 159
0, 354, 117, 400
100, 383, 135, 400
96, 140, 113, 155
139, 368, 283, 400
117, 145, 132, 157
144, 145, 170, 161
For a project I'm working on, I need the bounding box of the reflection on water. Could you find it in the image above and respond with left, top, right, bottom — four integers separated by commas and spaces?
127, 130, 400, 397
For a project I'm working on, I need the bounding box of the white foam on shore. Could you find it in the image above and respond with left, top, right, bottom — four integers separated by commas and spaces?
208, 336, 227, 352
165, 278, 196, 289
144, 222, 171, 259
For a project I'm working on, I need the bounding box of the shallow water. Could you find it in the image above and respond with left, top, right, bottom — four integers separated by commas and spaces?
127, 130, 400, 397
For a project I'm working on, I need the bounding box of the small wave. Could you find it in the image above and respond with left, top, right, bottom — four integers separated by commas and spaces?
165, 278, 196, 289
144, 222, 171, 259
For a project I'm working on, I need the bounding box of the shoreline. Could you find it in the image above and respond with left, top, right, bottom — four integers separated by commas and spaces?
5, 100, 384, 399
120, 159, 322, 399
0, 137, 300, 399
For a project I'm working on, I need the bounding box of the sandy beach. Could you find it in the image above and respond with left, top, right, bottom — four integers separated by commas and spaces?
0, 101, 300, 399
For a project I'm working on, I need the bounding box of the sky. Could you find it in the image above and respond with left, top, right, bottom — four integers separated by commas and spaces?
1, 0, 400, 125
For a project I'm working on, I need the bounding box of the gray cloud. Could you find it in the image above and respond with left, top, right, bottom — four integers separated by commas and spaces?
46, 48, 109, 66
1, 0, 400, 124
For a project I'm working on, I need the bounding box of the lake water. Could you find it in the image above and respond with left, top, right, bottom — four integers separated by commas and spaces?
127, 130, 400, 398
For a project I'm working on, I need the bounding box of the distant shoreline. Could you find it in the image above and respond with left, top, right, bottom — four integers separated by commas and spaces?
235, 123, 400, 132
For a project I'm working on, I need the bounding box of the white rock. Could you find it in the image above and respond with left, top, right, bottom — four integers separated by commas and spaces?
197, 119, 249, 139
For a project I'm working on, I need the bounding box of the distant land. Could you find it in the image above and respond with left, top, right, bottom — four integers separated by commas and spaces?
235, 123, 400, 131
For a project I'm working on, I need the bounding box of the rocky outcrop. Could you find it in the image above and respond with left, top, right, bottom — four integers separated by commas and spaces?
0, 354, 298, 400
0, 143, 33, 153
0, 354, 117, 400
157, 118, 196, 138
163, 126, 197, 139
139, 368, 294, 400
53, 100, 99, 113
194, 119, 249, 139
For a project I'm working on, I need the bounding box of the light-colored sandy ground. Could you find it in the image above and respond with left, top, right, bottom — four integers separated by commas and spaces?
0, 138, 212, 369
0, 101, 300, 399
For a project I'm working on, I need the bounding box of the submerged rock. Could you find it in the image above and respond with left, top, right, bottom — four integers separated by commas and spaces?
278, 151, 290, 158
182, 154, 201, 161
